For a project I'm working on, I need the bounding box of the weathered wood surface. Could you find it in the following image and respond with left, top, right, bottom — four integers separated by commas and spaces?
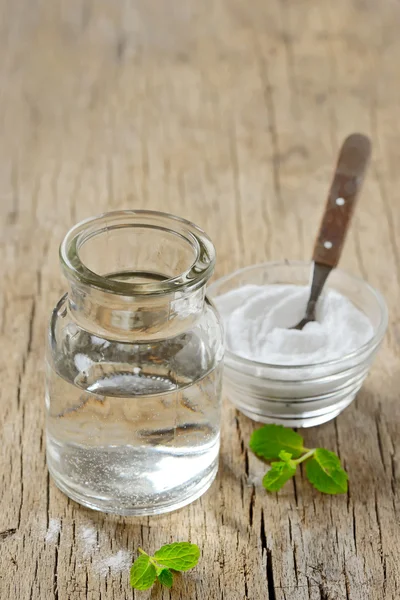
1, 0, 400, 598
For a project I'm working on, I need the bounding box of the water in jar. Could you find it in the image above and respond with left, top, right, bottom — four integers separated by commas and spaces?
46, 318, 223, 515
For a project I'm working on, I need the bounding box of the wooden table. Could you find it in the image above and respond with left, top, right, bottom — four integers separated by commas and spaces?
1, 0, 399, 598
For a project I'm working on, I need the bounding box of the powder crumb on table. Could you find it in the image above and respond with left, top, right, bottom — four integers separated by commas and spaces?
92, 550, 132, 576
78, 525, 131, 577
45, 518, 61, 543
80, 525, 98, 556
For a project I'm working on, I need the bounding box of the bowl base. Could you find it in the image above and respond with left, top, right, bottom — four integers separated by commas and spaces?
231, 394, 355, 428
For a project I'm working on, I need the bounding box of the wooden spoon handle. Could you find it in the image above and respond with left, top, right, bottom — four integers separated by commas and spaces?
313, 133, 371, 268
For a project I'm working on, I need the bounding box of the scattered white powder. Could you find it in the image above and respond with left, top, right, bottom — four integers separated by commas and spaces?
45, 518, 61, 543
215, 284, 373, 365
42, 521, 130, 578
80, 525, 98, 556
78, 526, 131, 577
93, 550, 132, 576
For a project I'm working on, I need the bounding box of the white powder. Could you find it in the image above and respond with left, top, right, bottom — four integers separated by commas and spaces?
93, 550, 132, 576
43, 521, 131, 578
78, 526, 131, 577
80, 525, 98, 556
215, 284, 373, 365
45, 518, 61, 543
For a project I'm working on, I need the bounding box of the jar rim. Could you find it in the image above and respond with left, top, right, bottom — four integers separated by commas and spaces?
60, 210, 216, 296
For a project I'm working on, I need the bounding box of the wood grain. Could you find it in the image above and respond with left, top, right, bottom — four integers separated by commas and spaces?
1, 0, 400, 598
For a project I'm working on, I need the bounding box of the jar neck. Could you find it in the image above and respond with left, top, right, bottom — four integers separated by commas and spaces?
60, 211, 215, 341
67, 283, 207, 341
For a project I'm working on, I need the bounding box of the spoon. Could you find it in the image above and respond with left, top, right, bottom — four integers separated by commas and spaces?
291, 133, 371, 331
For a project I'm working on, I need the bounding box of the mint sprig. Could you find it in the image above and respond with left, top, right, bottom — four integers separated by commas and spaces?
154, 541, 200, 571
263, 457, 297, 491
250, 424, 348, 495
130, 543, 200, 591
130, 555, 157, 590
306, 448, 348, 494
250, 424, 305, 459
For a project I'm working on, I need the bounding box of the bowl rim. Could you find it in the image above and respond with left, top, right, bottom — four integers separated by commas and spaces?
208, 260, 389, 371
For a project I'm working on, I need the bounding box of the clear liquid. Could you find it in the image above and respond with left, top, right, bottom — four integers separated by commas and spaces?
46, 360, 222, 515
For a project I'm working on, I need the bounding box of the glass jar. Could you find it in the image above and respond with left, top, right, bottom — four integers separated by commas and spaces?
46, 211, 224, 515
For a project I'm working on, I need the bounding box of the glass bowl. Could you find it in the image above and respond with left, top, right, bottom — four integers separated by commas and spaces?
208, 261, 388, 428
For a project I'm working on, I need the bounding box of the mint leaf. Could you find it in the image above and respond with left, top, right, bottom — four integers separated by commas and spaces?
305, 448, 348, 494
158, 568, 173, 588
250, 424, 305, 460
154, 542, 200, 572
262, 460, 297, 492
250, 425, 350, 496
279, 450, 293, 462
130, 555, 157, 590
130, 543, 199, 591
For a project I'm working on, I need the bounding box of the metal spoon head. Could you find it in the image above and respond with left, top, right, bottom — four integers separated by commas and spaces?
290, 316, 315, 331
290, 264, 330, 331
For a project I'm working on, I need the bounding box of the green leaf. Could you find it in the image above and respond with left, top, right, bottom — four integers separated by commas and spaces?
305, 448, 348, 494
158, 568, 173, 588
278, 450, 293, 462
250, 424, 305, 460
262, 460, 297, 492
154, 542, 200, 572
130, 555, 157, 590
